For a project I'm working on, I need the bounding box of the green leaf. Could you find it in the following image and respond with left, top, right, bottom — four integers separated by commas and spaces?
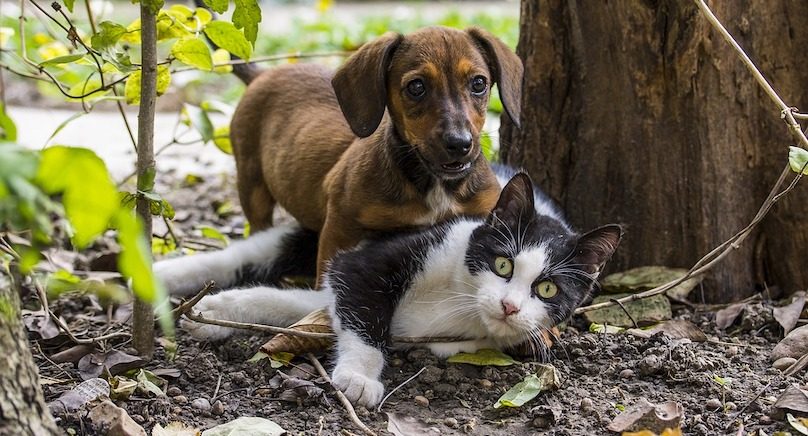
116, 210, 173, 336
124, 70, 141, 105
44, 111, 88, 147
142, 0, 164, 14
125, 66, 171, 105
135, 369, 166, 397
446, 349, 517, 366
232, 0, 262, 45
35, 147, 119, 248
589, 323, 625, 334
789, 146, 808, 175
91, 21, 127, 50
62, 0, 74, 12
199, 225, 229, 245
248, 351, 268, 363
211, 48, 233, 74
494, 365, 561, 409
182, 104, 214, 143
269, 352, 294, 368
0, 102, 17, 141
213, 125, 232, 154
171, 37, 213, 71
202, 0, 228, 14
38, 53, 85, 67
204, 21, 252, 60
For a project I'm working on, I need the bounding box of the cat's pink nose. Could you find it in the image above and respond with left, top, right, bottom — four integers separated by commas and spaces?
501, 300, 520, 316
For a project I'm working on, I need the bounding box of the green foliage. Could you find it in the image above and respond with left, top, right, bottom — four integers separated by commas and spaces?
232, 0, 262, 46
172, 37, 213, 71
35, 146, 119, 249
203, 0, 229, 14
789, 146, 808, 175
446, 349, 517, 366
125, 66, 171, 104
91, 22, 127, 51
62, 0, 75, 13
0, 102, 17, 141
204, 21, 252, 61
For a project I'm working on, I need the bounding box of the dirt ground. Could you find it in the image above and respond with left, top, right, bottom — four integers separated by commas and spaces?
28, 170, 802, 435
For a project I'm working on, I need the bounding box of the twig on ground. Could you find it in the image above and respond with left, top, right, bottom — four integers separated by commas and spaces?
171, 281, 215, 320
726, 378, 776, 430
376, 366, 426, 412
212, 372, 222, 399
307, 353, 376, 436
609, 298, 638, 328
784, 353, 808, 377
48, 307, 131, 344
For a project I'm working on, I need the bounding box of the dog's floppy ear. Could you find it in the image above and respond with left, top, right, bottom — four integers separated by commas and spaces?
332, 32, 403, 138
466, 27, 524, 128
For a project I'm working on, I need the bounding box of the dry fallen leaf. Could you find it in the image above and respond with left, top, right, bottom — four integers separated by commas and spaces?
774, 291, 806, 336
625, 320, 707, 342
386, 413, 435, 436
608, 398, 684, 433
152, 421, 201, 436
494, 364, 561, 409
771, 384, 808, 419
787, 413, 808, 436
260, 308, 333, 355
715, 303, 746, 330
47, 378, 110, 415
201, 417, 285, 436
78, 350, 145, 380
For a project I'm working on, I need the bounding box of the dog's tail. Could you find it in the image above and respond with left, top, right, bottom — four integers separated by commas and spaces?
193, 0, 262, 84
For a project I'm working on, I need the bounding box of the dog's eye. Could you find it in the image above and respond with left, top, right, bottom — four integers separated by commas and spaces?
406, 79, 426, 98
470, 76, 487, 95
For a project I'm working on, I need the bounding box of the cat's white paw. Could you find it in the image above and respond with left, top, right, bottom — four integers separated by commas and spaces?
154, 257, 203, 296
332, 366, 385, 408
180, 294, 238, 341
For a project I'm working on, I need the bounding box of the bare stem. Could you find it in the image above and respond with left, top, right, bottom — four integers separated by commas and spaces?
307, 353, 377, 436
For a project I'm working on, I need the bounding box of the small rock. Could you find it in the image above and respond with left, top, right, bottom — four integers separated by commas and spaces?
759, 415, 772, 424
773, 357, 797, 371
191, 398, 211, 411
619, 369, 634, 379
254, 388, 272, 397
415, 395, 430, 407
444, 417, 459, 428
638, 355, 663, 376
580, 398, 594, 413
389, 358, 404, 368
725, 402, 737, 411
230, 371, 248, 387
478, 379, 493, 389
772, 325, 808, 360
88, 400, 146, 436
421, 366, 444, 384
172, 395, 188, 405
166, 386, 182, 397
705, 398, 722, 411
532, 416, 552, 429
725, 346, 739, 357
211, 400, 225, 415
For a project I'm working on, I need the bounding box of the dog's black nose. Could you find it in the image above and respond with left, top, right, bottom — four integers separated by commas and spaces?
444, 131, 473, 158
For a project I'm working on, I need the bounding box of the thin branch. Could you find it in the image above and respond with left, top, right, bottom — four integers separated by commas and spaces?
170, 281, 215, 320
170, 51, 351, 74
376, 366, 426, 412
307, 353, 377, 436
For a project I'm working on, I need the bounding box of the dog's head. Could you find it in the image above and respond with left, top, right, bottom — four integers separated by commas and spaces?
332, 26, 523, 180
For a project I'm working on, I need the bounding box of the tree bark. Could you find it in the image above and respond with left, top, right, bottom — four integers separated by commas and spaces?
501, 0, 808, 303
0, 279, 58, 435
132, 1, 158, 358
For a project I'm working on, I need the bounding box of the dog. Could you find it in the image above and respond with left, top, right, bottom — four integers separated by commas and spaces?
229, 26, 523, 279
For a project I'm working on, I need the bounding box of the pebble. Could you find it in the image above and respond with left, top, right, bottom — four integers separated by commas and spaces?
172, 395, 188, 404
619, 369, 634, 379
421, 366, 444, 384
415, 396, 430, 407
211, 400, 225, 415
166, 386, 182, 397
443, 417, 458, 428
773, 357, 797, 371
638, 355, 663, 376
191, 398, 211, 411
705, 398, 722, 411
580, 398, 594, 413
772, 325, 808, 360
389, 358, 404, 368
478, 379, 494, 389
725, 401, 737, 411
725, 346, 740, 357
254, 388, 272, 397
532, 417, 552, 429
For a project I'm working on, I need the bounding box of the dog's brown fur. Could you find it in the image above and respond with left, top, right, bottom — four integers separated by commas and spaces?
230, 26, 523, 278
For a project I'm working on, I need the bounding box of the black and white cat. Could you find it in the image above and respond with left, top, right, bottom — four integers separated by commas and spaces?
154, 170, 621, 407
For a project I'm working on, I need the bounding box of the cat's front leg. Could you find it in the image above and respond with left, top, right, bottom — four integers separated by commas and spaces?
331, 329, 386, 408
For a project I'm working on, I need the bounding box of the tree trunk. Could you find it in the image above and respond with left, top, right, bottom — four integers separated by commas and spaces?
501, 0, 808, 303
132, 1, 158, 358
0, 280, 58, 435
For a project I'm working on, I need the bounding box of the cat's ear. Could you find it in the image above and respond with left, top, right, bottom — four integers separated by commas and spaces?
487, 172, 535, 228
573, 225, 623, 276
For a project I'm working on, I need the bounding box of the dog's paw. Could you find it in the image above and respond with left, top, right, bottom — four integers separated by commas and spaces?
179, 295, 237, 341
332, 366, 385, 408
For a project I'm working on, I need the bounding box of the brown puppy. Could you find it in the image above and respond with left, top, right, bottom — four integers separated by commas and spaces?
230, 26, 523, 278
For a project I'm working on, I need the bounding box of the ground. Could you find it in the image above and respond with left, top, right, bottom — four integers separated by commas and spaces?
25, 170, 801, 436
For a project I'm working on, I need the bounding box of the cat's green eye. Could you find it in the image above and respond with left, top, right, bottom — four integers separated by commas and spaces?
493, 256, 513, 278
535, 281, 558, 299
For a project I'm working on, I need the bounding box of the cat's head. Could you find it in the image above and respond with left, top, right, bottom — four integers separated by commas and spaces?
465, 173, 622, 344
